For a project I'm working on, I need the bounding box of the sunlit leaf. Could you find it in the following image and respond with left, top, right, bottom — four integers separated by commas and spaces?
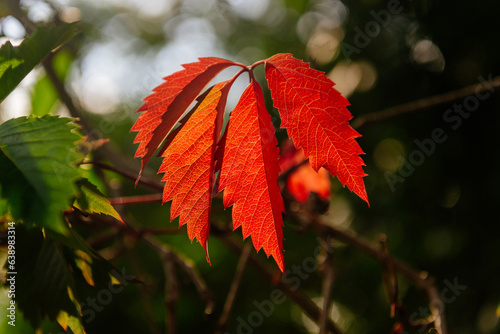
0, 23, 78, 102
73, 178, 123, 223
131, 53, 369, 271
0, 115, 82, 234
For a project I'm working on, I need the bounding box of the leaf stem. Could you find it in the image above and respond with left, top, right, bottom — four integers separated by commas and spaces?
249, 59, 267, 71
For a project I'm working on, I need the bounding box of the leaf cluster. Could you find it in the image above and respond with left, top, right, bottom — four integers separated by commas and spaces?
0, 23, 126, 333
131, 54, 368, 272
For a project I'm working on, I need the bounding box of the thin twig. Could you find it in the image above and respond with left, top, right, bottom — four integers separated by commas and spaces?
42, 53, 94, 130
163, 251, 179, 334
352, 76, 500, 129
215, 242, 252, 334
127, 251, 163, 334
8, 0, 142, 175
308, 215, 447, 334
6, 0, 36, 33
141, 233, 215, 316
218, 232, 343, 334
138, 227, 185, 235
67, 211, 215, 317
379, 235, 398, 318
109, 193, 163, 206
83, 160, 163, 191
319, 234, 335, 334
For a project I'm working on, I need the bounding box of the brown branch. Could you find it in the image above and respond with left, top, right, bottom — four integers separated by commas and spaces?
163, 251, 179, 334
83, 160, 163, 191
379, 235, 398, 318
8, 0, 86, 123
108, 193, 162, 206
307, 214, 447, 334
8, 0, 142, 177
141, 233, 215, 316
6, 0, 36, 33
351, 76, 500, 129
138, 227, 184, 235
126, 251, 162, 334
218, 232, 343, 334
215, 242, 252, 334
319, 234, 335, 334
41, 45, 141, 176
67, 211, 215, 318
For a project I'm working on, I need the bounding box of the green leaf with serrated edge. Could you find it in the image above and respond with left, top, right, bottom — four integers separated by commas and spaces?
74, 178, 123, 223
0, 115, 83, 234
0, 23, 78, 102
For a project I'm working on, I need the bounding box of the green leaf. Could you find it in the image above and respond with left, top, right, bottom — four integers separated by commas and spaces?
31, 50, 73, 116
0, 23, 78, 102
8, 227, 82, 329
42, 225, 136, 289
0, 184, 8, 218
31, 75, 59, 116
0, 115, 83, 234
1, 224, 131, 332
74, 178, 123, 223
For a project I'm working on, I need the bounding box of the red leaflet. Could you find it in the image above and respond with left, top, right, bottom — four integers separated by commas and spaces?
265, 53, 368, 204
218, 78, 285, 272
159, 82, 229, 262
131, 53, 369, 272
131, 58, 237, 179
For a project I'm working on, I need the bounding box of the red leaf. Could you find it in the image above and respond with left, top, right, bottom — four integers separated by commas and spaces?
279, 140, 331, 203
131, 53, 370, 271
265, 53, 369, 204
158, 81, 229, 262
131, 57, 237, 180
218, 78, 285, 271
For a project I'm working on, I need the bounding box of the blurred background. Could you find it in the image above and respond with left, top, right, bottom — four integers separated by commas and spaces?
1, 0, 499, 333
